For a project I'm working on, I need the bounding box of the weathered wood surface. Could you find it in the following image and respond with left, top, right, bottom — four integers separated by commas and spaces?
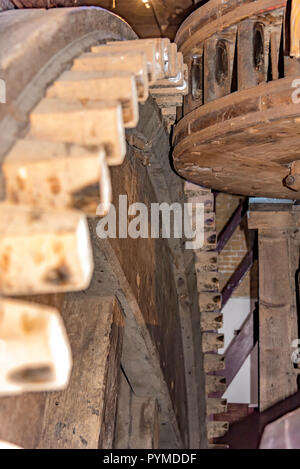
174, 77, 300, 199
0, 7, 137, 200
0, 203, 93, 295
175, 0, 286, 54
3, 140, 107, 212
0, 298, 71, 395
258, 228, 299, 411
47, 70, 139, 128
0, 295, 124, 449
114, 373, 160, 449
105, 99, 204, 448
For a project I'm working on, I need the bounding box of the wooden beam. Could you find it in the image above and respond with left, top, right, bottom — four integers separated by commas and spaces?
114, 373, 160, 449
258, 227, 299, 411
0, 295, 124, 448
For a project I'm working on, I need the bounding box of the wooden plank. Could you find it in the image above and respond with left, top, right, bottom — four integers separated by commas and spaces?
47, 70, 139, 128
114, 373, 160, 449
0, 295, 124, 449
0, 202, 93, 295
248, 210, 300, 230
30, 98, 126, 166
72, 51, 149, 102
258, 228, 299, 411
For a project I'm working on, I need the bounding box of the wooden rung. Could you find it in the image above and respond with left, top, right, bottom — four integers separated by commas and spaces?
203, 353, 225, 372
201, 311, 223, 331
207, 421, 229, 439
30, 98, 125, 166
3, 139, 111, 215
72, 51, 149, 102
202, 332, 224, 353
197, 271, 219, 292
207, 398, 227, 416
205, 375, 226, 394
199, 292, 221, 312
94, 41, 159, 83
0, 202, 93, 295
195, 251, 218, 271
0, 298, 72, 395
47, 70, 139, 128
154, 95, 183, 108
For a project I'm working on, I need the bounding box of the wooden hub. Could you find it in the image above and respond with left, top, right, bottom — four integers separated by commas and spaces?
174, 0, 300, 199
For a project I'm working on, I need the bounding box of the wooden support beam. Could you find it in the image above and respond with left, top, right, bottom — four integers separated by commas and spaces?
258, 228, 299, 411
0, 295, 124, 449
250, 208, 300, 411
114, 373, 160, 449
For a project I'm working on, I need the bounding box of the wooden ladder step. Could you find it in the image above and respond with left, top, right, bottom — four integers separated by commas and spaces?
47, 70, 139, 128
30, 98, 126, 166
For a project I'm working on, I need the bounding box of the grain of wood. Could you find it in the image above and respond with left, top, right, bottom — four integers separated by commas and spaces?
0, 202, 93, 295
47, 70, 139, 128
0, 298, 71, 395
30, 98, 126, 166
72, 51, 149, 102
